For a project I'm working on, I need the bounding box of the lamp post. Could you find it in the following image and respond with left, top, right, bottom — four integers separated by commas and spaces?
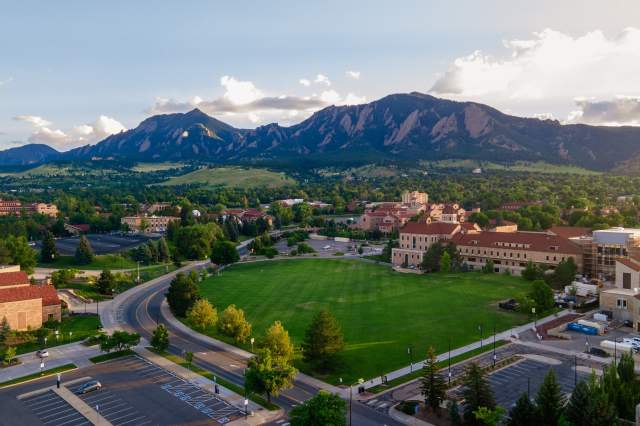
532, 307, 537, 331
250, 337, 255, 352
492, 324, 497, 367
478, 324, 483, 349
407, 346, 413, 373
349, 378, 364, 426
448, 339, 452, 385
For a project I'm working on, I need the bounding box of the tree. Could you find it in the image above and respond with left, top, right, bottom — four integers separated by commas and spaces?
473, 406, 505, 426
223, 220, 239, 242
461, 362, 495, 425
420, 346, 446, 414
74, 235, 94, 265
439, 251, 451, 273
507, 393, 537, 426
186, 299, 218, 330
529, 280, 555, 314
0, 317, 9, 345
2, 346, 16, 366
210, 240, 240, 266
381, 239, 398, 263
421, 242, 444, 272
99, 330, 140, 353
302, 310, 345, 370
166, 272, 200, 317
448, 400, 462, 426
521, 261, 541, 281
95, 269, 115, 295
244, 348, 296, 403
176, 223, 223, 260
469, 211, 490, 228
40, 231, 57, 263
51, 268, 77, 288
290, 390, 346, 426
157, 237, 171, 263
151, 324, 169, 352
219, 304, 252, 343
184, 351, 193, 369
535, 369, 565, 426
260, 321, 294, 363
547, 257, 577, 289
293, 203, 313, 224
5, 236, 37, 272
482, 259, 495, 274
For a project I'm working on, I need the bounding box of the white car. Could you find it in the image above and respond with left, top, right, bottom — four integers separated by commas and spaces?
36, 350, 49, 358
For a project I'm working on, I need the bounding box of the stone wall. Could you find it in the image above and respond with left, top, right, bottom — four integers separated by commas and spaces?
0, 298, 43, 331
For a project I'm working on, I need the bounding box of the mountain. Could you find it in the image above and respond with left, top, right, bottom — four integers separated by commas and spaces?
0, 144, 60, 166
5, 93, 640, 170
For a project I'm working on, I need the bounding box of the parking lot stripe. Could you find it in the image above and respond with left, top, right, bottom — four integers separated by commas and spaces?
54, 417, 90, 426
41, 409, 84, 424
117, 415, 148, 426
39, 406, 76, 420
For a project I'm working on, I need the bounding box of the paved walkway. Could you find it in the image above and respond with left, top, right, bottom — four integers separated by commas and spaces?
360, 310, 572, 391
0, 341, 102, 383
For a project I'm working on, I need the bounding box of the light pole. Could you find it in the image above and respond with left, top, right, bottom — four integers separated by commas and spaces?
448, 339, 452, 385
250, 337, 255, 352
478, 324, 483, 349
137, 261, 141, 284
574, 354, 577, 386
407, 346, 413, 373
492, 324, 496, 367
532, 307, 537, 331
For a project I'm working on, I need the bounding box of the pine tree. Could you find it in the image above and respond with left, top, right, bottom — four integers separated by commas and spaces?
439, 251, 451, 273
448, 400, 462, 426
74, 235, 94, 265
461, 362, 496, 425
535, 369, 565, 426
507, 393, 536, 426
95, 269, 115, 294
157, 237, 170, 263
166, 273, 199, 316
40, 231, 58, 263
420, 346, 446, 414
564, 380, 590, 426
302, 310, 345, 370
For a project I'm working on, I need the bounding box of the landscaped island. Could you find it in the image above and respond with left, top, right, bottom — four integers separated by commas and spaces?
196, 258, 532, 383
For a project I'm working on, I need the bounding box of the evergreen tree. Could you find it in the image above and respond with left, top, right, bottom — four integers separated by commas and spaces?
223, 220, 239, 242
448, 400, 462, 426
535, 369, 565, 426
421, 242, 444, 272
40, 231, 57, 263
166, 272, 200, 316
420, 346, 446, 414
96, 269, 115, 294
482, 259, 495, 273
302, 310, 345, 370
439, 251, 451, 273
564, 380, 590, 426
521, 261, 542, 281
461, 362, 496, 425
210, 240, 240, 265
74, 235, 94, 265
507, 393, 536, 426
157, 237, 171, 262
150, 324, 169, 352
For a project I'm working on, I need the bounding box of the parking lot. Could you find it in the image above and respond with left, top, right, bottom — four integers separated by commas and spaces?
273, 237, 383, 257
21, 390, 91, 426
2, 354, 244, 426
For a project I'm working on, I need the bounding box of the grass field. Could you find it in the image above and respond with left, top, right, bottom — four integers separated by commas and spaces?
196, 259, 532, 383
131, 162, 187, 172
39, 254, 137, 270
160, 166, 296, 188
422, 160, 600, 175
14, 315, 101, 355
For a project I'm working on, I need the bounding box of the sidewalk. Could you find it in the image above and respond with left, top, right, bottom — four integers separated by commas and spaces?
360, 310, 571, 391
0, 341, 102, 383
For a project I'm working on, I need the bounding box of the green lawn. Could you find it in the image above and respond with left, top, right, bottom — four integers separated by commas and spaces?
196, 259, 532, 384
0, 364, 76, 388
14, 315, 101, 355
39, 254, 137, 270
159, 166, 296, 189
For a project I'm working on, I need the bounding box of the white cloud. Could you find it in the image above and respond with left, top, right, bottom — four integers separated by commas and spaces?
430, 27, 640, 124
299, 78, 311, 87
220, 75, 263, 105
314, 74, 331, 86
346, 70, 361, 80
566, 96, 640, 126
0, 77, 13, 87
14, 114, 125, 149
147, 75, 365, 126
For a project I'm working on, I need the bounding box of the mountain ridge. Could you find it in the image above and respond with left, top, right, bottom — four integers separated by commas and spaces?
4, 92, 640, 170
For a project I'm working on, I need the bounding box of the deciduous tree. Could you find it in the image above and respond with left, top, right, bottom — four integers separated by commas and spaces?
290, 390, 346, 426
260, 321, 294, 363
219, 304, 252, 343
244, 348, 296, 403
166, 272, 200, 317
151, 324, 169, 352
186, 299, 218, 330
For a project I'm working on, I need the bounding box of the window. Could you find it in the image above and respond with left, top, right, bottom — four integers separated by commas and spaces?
617, 298, 628, 309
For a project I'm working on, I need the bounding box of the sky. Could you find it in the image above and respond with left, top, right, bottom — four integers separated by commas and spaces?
1, 0, 640, 151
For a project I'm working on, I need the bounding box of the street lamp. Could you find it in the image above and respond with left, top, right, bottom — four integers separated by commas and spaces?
478, 324, 483, 349
250, 337, 255, 352
532, 307, 537, 331
407, 346, 413, 373
448, 339, 452, 385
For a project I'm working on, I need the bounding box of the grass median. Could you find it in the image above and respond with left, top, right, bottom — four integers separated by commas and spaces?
0, 363, 76, 388
89, 349, 135, 364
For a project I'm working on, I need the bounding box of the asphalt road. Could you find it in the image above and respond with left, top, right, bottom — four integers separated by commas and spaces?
118, 262, 403, 426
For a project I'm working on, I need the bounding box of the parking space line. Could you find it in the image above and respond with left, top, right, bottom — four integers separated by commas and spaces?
117, 415, 148, 426
54, 417, 90, 426
39, 407, 76, 420
109, 409, 139, 423
42, 409, 84, 424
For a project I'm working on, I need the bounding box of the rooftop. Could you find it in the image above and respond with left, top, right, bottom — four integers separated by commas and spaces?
452, 231, 582, 254
0, 271, 30, 287
0, 284, 60, 306
400, 221, 460, 235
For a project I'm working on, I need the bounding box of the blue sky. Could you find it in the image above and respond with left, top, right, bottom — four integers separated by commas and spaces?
1, 0, 640, 150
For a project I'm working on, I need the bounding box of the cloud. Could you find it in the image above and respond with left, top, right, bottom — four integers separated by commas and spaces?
147, 75, 365, 126
346, 70, 361, 80
0, 77, 13, 87
314, 74, 331, 86
299, 78, 311, 87
14, 114, 125, 149
430, 27, 640, 124
566, 96, 640, 126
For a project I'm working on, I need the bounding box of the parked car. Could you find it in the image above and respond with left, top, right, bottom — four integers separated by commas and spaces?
77, 380, 102, 394
36, 350, 49, 358
499, 299, 519, 310
589, 347, 609, 357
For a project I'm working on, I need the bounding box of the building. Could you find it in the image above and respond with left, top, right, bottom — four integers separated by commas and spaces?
221, 208, 273, 226
488, 219, 518, 233
454, 231, 582, 275
578, 228, 640, 280
64, 223, 90, 236
499, 200, 544, 211
599, 258, 640, 328
0, 200, 58, 217
401, 191, 428, 206
0, 268, 61, 330
121, 215, 180, 233
392, 222, 462, 267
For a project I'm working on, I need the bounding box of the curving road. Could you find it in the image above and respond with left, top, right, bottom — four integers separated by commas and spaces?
109, 261, 402, 425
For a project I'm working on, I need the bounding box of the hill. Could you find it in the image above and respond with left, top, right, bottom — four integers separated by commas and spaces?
0, 144, 60, 166
159, 166, 296, 188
